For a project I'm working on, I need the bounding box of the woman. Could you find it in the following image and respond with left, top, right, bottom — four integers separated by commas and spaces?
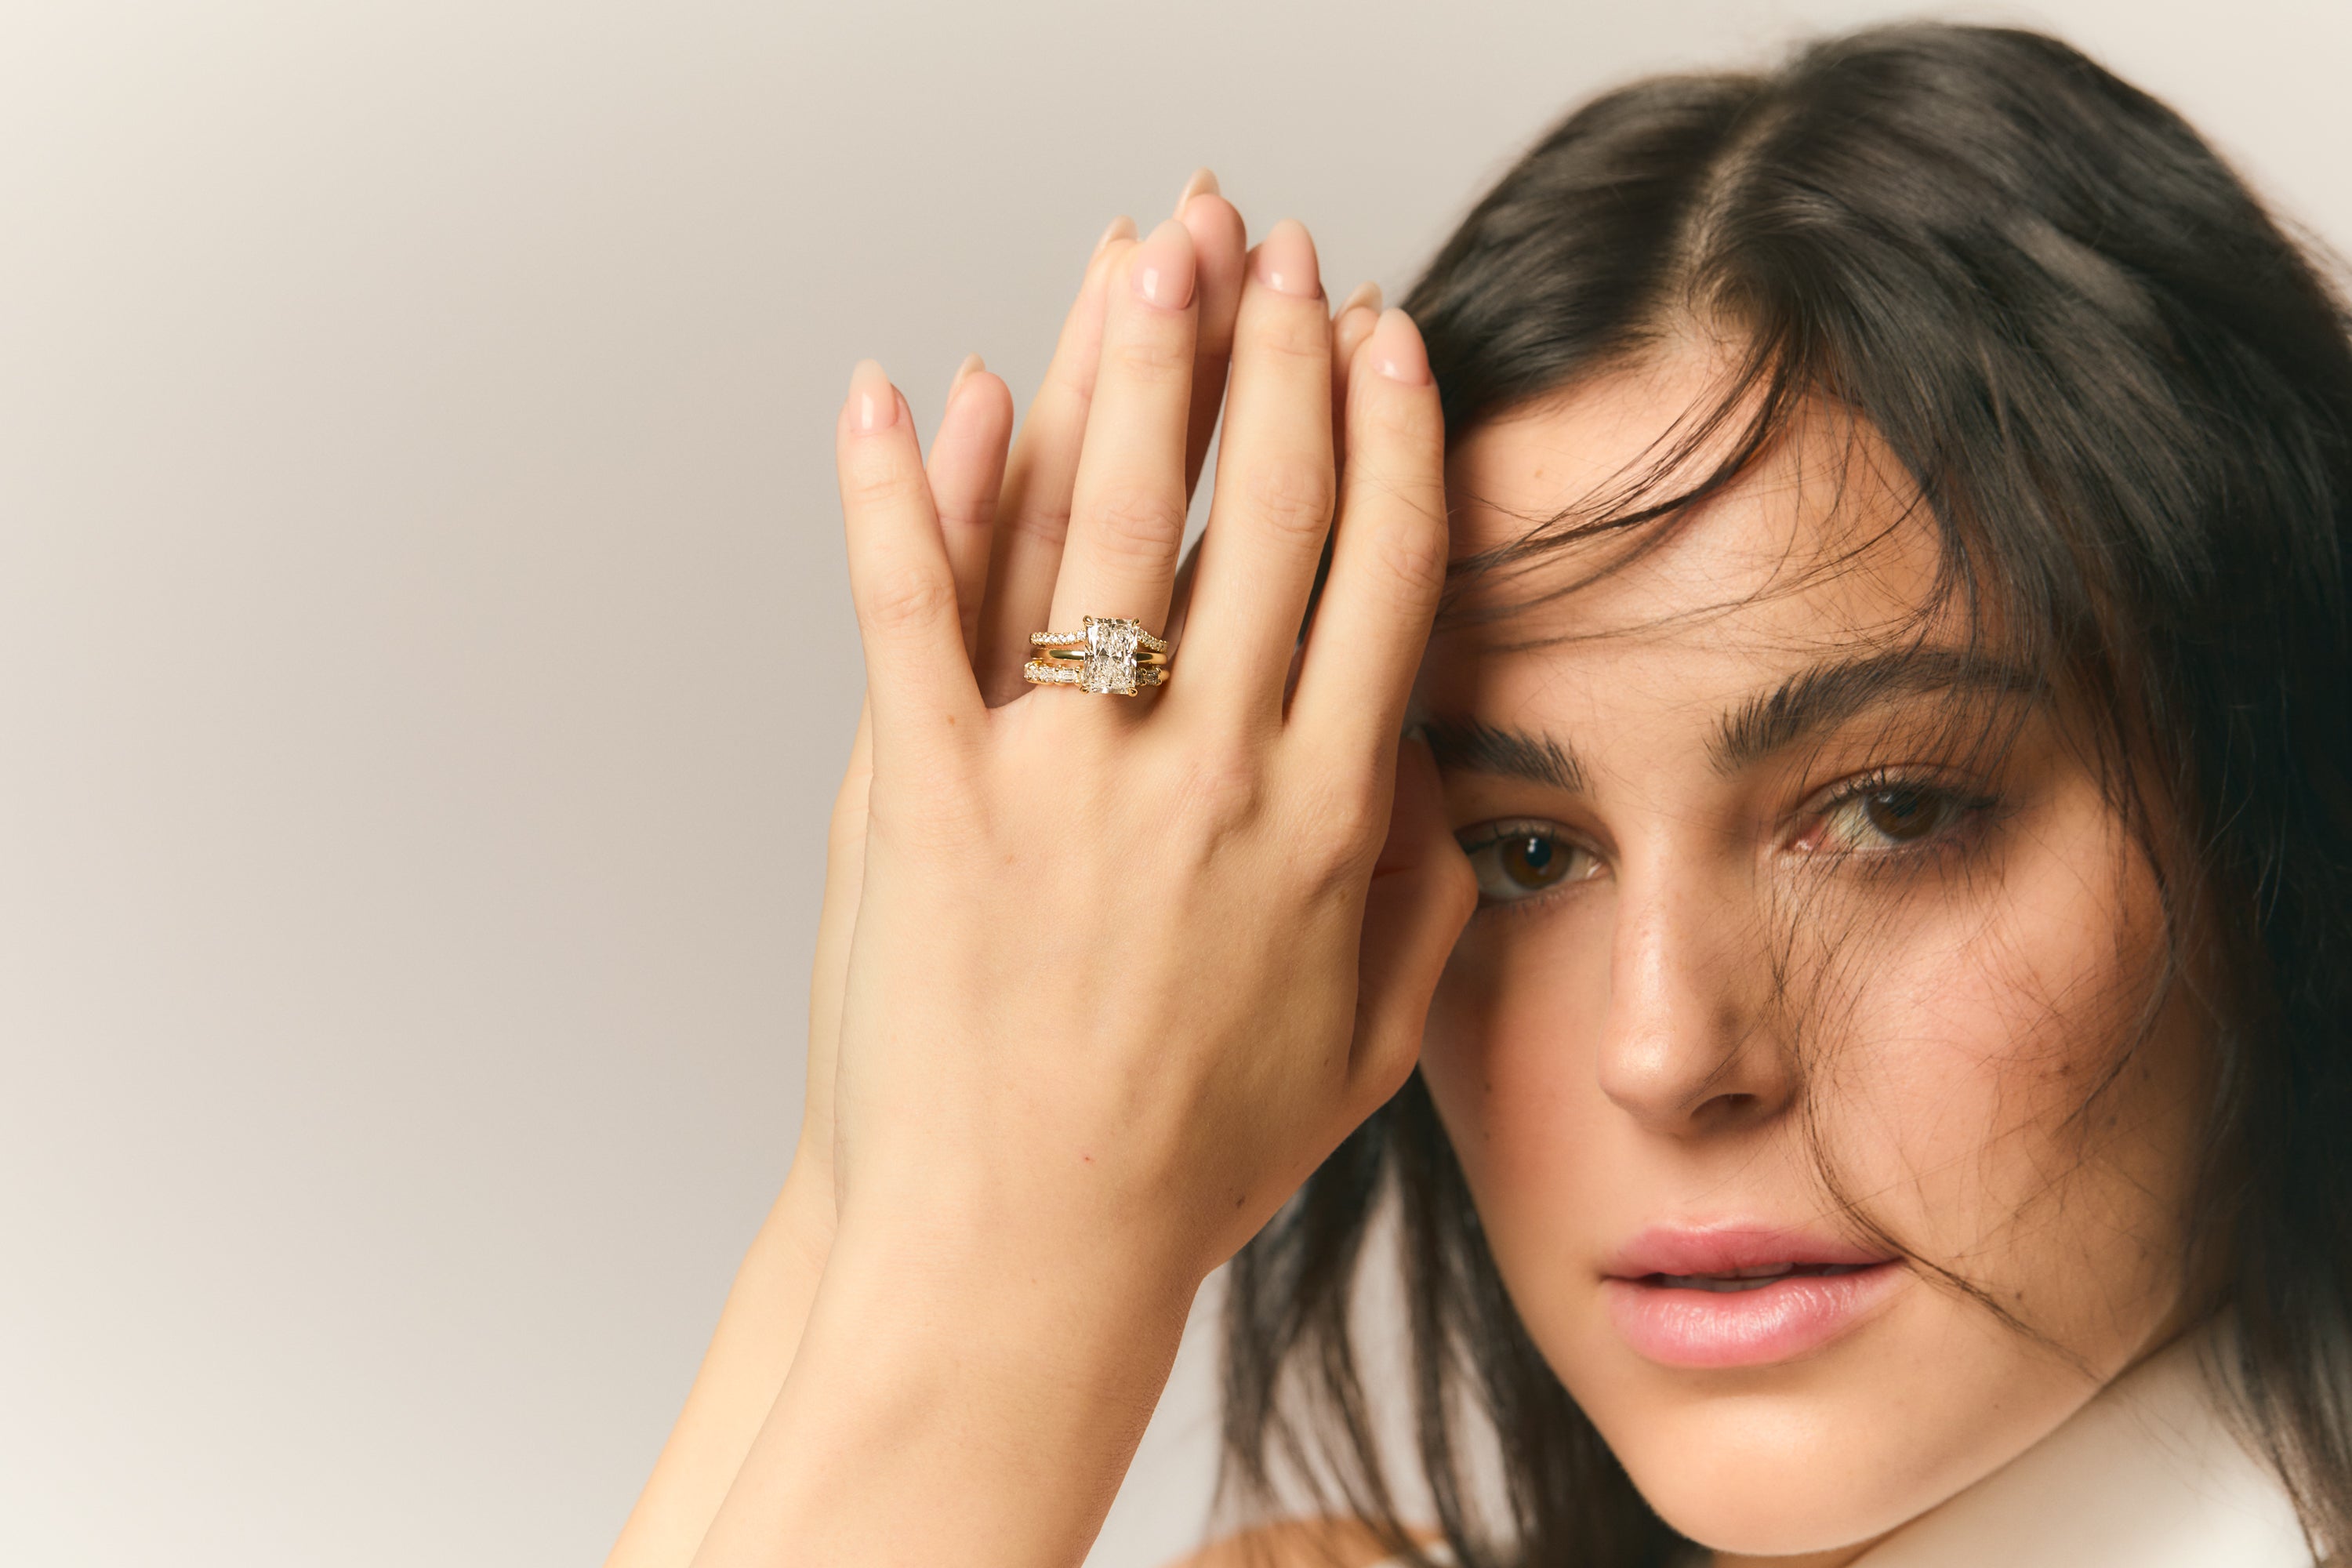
604, 24, 2351, 1568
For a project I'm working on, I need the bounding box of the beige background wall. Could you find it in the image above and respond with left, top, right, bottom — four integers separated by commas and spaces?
1, 2, 2343, 1563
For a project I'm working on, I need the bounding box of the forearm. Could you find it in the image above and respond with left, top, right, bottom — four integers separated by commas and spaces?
604, 1156, 835, 1568
685, 1220, 1196, 1568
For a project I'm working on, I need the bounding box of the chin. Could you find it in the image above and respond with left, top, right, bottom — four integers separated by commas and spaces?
1600, 1396, 1934, 1556
1551, 1288, 2075, 1559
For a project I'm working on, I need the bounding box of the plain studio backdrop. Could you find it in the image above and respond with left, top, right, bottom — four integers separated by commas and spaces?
1, 1, 2344, 1563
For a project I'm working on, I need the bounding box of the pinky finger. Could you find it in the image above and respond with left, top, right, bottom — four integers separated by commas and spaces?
927, 354, 1015, 658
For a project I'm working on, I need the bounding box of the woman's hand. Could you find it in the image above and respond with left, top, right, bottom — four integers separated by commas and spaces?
688, 213, 1472, 1565
604, 175, 1254, 1568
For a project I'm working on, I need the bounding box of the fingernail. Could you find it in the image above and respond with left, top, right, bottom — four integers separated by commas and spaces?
1251, 219, 1321, 299
1131, 218, 1196, 310
1092, 214, 1138, 260
847, 358, 900, 433
947, 351, 985, 405
1174, 166, 1220, 216
1338, 280, 1383, 316
1367, 308, 1431, 385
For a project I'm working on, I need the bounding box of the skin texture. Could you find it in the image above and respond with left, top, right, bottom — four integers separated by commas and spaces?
1417, 345, 2213, 1564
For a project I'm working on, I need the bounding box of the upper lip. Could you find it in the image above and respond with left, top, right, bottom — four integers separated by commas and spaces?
1602, 1223, 1895, 1281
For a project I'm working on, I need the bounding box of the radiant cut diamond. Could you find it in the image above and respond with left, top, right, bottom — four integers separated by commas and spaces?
1080, 615, 1143, 695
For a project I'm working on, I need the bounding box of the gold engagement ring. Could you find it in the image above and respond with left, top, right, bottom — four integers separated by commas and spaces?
1024, 615, 1171, 696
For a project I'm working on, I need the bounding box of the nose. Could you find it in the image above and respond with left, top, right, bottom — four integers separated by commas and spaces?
1595, 852, 1795, 1136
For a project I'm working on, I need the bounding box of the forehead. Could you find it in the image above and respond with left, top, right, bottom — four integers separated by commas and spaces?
1439, 347, 1949, 658
1421, 347, 1976, 752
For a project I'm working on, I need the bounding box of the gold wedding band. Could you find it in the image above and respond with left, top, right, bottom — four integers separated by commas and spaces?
1024, 615, 1173, 696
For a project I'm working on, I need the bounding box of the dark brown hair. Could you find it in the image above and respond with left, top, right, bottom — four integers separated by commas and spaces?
1218, 24, 2352, 1566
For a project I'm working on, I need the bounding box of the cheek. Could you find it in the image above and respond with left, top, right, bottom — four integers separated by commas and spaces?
1793, 817, 2200, 1347
1421, 896, 1617, 1240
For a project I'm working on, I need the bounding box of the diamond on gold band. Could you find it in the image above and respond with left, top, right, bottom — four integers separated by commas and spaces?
1022, 615, 1172, 696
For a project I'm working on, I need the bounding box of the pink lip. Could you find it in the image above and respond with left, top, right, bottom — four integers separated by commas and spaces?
1601, 1224, 1905, 1369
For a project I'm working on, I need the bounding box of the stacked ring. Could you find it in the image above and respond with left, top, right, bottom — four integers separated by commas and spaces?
1024, 615, 1173, 696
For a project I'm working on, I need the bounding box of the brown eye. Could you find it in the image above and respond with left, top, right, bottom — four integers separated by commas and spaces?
1860, 786, 1945, 841
1463, 823, 1599, 903
1501, 833, 1565, 887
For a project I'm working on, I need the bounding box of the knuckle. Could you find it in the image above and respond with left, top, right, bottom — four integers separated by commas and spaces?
1240, 454, 1336, 543
1106, 327, 1191, 383
1083, 484, 1186, 562
858, 568, 958, 635
1362, 511, 1450, 603
1356, 385, 1443, 451
1243, 300, 1330, 367
845, 459, 924, 511
1170, 747, 1267, 840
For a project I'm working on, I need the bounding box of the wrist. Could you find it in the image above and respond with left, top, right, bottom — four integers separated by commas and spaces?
688, 1210, 1196, 1566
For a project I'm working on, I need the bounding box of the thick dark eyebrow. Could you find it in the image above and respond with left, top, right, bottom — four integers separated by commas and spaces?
1420, 646, 2044, 793
1708, 646, 2044, 774
1419, 715, 1589, 793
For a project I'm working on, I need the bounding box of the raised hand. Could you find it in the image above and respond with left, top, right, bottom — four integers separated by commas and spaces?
686, 209, 1471, 1565
603, 173, 1251, 1568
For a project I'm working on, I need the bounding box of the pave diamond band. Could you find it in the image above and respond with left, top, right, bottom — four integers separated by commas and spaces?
1024, 658, 1168, 690
1023, 615, 1173, 696
1031, 624, 1169, 654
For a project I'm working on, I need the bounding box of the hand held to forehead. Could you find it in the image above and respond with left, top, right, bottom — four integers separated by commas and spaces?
731, 213, 1465, 1562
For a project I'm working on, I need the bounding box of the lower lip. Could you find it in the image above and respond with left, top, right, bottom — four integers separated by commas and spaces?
1602, 1262, 1905, 1368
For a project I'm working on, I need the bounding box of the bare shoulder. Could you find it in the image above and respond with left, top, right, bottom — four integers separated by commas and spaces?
1163, 1518, 1446, 1568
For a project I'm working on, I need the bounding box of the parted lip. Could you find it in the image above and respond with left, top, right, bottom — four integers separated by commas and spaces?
1602, 1223, 1894, 1280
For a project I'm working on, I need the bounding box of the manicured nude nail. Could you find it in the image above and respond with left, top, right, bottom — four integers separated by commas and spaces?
1092, 214, 1138, 260
1131, 218, 1197, 310
1251, 219, 1322, 299
1338, 280, 1383, 317
847, 358, 900, 433
1174, 166, 1220, 216
947, 351, 985, 405
1367, 308, 1432, 385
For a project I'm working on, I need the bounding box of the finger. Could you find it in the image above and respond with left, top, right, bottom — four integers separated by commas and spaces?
1165, 219, 1334, 723
1289, 309, 1448, 758
1329, 281, 1383, 474
803, 695, 873, 1170
975, 217, 1133, 703
1176, 176, 1247, 499
926, 354, 1015, 658
1348, 735, 1477, 1104
1046, 218, 1200, 637
837, 359, 985, 746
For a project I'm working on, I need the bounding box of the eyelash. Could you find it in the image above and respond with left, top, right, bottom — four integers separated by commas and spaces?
1455, 768, 2000, 912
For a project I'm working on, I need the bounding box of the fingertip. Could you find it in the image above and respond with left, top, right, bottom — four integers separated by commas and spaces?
1092, 213, 1139, 260
1366, 307, 1432, 387
1334, 303, 1381, 369
844, 358, 902, 435
1174, 165, 1220, 216
1131, 217, 1199, 311
947, 351, 985, 405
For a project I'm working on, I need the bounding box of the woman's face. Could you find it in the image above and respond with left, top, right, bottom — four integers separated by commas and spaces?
1415, 347, 2212, 1564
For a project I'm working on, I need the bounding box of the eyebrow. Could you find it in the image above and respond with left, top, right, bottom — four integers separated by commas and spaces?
1421, 646, 2044, 791
1420, 715, 1590, 792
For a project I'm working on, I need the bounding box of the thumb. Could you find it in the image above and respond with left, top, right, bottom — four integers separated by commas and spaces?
1350, 734, 1476, 1099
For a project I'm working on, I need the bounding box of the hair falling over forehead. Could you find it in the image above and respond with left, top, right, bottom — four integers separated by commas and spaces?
1215, 23, 2352, 1568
